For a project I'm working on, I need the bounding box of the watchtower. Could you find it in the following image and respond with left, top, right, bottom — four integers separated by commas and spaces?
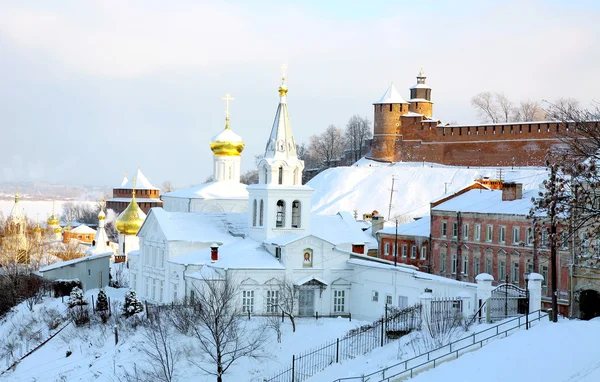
372, 83, 408, 161
408, 67, 433, 117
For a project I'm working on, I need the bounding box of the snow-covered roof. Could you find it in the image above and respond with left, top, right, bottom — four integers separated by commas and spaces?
106, 197, 162, 203
212, 128, 243, 144
378, 216, 431, 237
146, 208, 247, 242
118, 168, 158, 190
374, 83, 408, 104
163, 181, 248, 200
432, 189, 537, 215
70, 224, 96, 235
171, 237, 284, 270
403, 112, 424, 117
410, 83, 431, 90
39, 252, 112, 272
294, 275, 328, 286
408, 98, 432, 103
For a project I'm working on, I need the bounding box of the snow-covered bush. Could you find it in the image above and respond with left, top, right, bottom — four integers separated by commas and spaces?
67, 287, 90, 326
95, 289, 110, 323
122, 289, 144, 318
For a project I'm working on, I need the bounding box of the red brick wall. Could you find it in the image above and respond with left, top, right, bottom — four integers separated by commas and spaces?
379, 235, 430, 271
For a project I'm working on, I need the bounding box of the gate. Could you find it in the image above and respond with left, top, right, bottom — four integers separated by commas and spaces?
489, 283, 529, 322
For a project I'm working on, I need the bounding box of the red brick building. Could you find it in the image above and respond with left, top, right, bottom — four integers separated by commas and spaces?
106, 168, 163, 214
429, 183, 571, 316
369, 68, 586, 167
375, 216, 431, 272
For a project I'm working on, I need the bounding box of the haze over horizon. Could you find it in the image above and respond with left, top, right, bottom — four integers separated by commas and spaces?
1, 0, 598, 188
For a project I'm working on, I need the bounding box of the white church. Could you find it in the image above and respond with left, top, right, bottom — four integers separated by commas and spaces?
123, 74, 486, 321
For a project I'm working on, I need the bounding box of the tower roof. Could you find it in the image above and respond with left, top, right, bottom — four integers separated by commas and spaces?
120, 172, 128, 187
9, 193, 25, 223
374, 83, 408, 104
119, 168, 158, 190
210, 93, 245, 157
263, 72, 299, 163
410, 67, 430, 90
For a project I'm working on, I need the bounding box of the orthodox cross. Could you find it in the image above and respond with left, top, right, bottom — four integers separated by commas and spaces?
132, 177, 137, 197
100, 197, 106, 212
281, 64, 288, 81
221, 93, 234, 119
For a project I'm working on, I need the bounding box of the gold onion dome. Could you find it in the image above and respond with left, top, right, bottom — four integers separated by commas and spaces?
47, 214, 59, 226
115, 194, 146, 235
33, 223, 42, 233
53, 226, 62, 233
210, 119, 245, 156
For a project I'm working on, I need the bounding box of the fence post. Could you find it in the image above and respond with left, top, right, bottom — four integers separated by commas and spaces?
92, 295, 95, 313
282, 309, 285, 323
114, 325, 119, 345
527, 273, 543, 313
419, 292, 433, 330
108, 296, 112, 316
291, 354, 295, 382
316, 311, 319, 320
380, 318, 384, 347
145, 300, 150, 321
336, 338, 339, 363
349, 312, 351, 322
475, 273, 494, 323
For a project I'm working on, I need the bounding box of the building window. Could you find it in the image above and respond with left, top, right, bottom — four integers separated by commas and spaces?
275, 247, 281, 259
372, 291, 379, 302
463, 223, 469, 240
411, 246, 417, 259
513, 227, 520, 244
243, 290, 255, 313
152, 278, 157, 300
291, 200, 301, 228
267, 290, 280, 313
145, 277, 149, 297
252, 200, 257, 227
264, 168, 268, 184
526, 263, 534, 276
462, 256, 468, 275
420, 246, 427, 260
512, 262, 519, 283
526, 228, 533, 246
172, 283, 178, 302
441, 222, 447, 237
333, 290, 345, 312
440, 249, 447, 273
402, 245, 407, 258
485, 256, 493, 275
452, 222, 458, 238
474, 257, 481, 276
486, 225, 493, 242
384, 242, 390, 256
259, 200, 264, 226
398, 296, 408, 309
88, 269, 91, 276
540, 265, 548, 286
475, 224, 481, 241
276, 200, 285, 228
159, 280, 164, 302
499, 226, 506, 243
561, 231, 569, 249
499, 260, 506, 281
386, 295, 392, 305
541, 231, 549, 247
451, 253, 458, 274
278, 166, 283, 185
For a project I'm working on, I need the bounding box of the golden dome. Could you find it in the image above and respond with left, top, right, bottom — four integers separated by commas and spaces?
278, 80, 288, 97
210, 118, 245, 157
47, 214, 59, 226
53, 226, 62, 233
115, 194, 146, 235
33, 224, 42, 233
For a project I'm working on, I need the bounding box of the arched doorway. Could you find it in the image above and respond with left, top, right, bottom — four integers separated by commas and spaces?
578, 289, 600, 320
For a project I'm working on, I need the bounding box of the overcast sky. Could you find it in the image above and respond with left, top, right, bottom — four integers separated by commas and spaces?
1, 0, 598, 188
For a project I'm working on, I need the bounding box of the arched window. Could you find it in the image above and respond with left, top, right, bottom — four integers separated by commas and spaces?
292, 200, 301, 228
276, 200, 285, 228
264, 168, 268, 184
278, 167, 283, 185
259, 200, 264, 226
252, 200, 257, 227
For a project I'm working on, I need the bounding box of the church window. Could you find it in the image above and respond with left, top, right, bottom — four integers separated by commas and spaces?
278, 167, 283, 185
384, 242, 390, 256
152, 279, 157, 300
172, 283, 178, 302
389, 104, 392, 112
291, 200, 301, 228
276, 200, 285, 228
242, 290, 255, 313
333, 290, 345, 313
264, 168, 268, 184
371, 291, 379, 302
275, 247, 281, 259
267, 290, 280, 313
259, 200, 264, 226
252, 200, 257, 227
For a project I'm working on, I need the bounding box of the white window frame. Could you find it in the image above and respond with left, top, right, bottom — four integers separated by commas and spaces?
499, 260, 506, 281
411, 245, 417, 259
420, 246, 427, 260
486, 225, 493, 242
512, 262, 519, 283
266, 290, 280, 313
333, 290, 346, 313
452, 222, 458, 238
462, 256, 468, 276
512, 227, 520, 244
242, 290, 255, 313
397, 295, 408, 309
372, 290, 379, 302
441, 221, 447, 238
386, 294, 393, 305
475, 224, 481, 241
499, 226, 506, 243
451, 253, 458, 274
474, 257, 480, 276
463, 223, 469, 240
440, 251, 447, 273
384, 242, 390, 256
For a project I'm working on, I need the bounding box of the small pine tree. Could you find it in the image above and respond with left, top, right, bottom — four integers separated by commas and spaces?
123, 289, 144, 318
67, 287, 88, 309
96, 289, 109, 312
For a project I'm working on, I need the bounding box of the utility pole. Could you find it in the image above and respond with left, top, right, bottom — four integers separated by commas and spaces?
388, 176, 396, 220
549, 165, 558, 323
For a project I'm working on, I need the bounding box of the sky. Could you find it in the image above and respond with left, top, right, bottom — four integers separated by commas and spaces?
0, 0, 599, 188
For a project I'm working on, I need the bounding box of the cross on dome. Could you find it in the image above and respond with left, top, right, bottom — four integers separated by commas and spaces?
221, 93, 234, 122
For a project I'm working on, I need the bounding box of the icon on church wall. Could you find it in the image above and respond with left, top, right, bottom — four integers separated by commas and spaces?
303, 248, 313, 268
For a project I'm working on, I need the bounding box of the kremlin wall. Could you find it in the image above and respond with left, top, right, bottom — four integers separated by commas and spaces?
369, 69, 584, 166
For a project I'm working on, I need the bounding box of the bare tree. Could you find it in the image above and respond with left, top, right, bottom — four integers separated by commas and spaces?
161, 180, 175, 193
308, 125, 345, 168
495, 93, 514, 123
137, 313, 181, 382
263, 314, 282, 343
513, 100, 546, 122
471, 92, 500, 123
61, 202, 99, 225
240, 170, 258, 185
345, 115, 373, 162
188, 273, 266, 382
274, 277, 298, 333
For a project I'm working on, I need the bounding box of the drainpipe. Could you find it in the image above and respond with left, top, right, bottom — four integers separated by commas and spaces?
428, 234, 432, 274
456, 212, 462, 281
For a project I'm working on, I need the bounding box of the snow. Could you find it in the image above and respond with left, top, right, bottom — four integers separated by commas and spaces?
374, 83, 408, 104
432, 188, 538, 215
117, 168, 158, 190
308, 160, 548, 221
211, 127, 243, 143
410, 83, 431, 89
409, 98, 432, 102
378, 216, 431, 237
105, 197, 160, 203
163, 181, 248, 199
70, 224, 96, 235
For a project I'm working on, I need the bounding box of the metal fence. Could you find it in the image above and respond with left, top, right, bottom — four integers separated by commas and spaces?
264, 304, 422, 382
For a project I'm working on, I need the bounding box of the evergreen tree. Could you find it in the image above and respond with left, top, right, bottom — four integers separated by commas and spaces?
123, 289, 144, 318
67, 286, 90, 326
96, 289, 109, 312
67, 286, 88, 308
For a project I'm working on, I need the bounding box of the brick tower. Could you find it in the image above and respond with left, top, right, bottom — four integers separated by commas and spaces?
372, 83, 409, 161
408, 67, 433, 117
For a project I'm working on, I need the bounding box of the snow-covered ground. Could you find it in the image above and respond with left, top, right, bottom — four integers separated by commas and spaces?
308, 160, 548, 221
0, 288, 368, 381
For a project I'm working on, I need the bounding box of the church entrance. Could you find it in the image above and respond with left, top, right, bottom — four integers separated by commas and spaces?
578, 289, 600, 320
298, 290, 315, 317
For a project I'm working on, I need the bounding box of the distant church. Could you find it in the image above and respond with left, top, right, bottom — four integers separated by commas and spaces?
370, 68, 568, 167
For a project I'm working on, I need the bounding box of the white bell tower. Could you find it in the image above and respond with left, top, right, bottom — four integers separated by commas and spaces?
247, 68, 313, 241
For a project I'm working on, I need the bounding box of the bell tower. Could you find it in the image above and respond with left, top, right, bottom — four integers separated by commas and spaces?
408, 67, 433, 117
247, 67, 313, 241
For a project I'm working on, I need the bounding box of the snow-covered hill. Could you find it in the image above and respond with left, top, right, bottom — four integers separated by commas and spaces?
308, 160, 548, 221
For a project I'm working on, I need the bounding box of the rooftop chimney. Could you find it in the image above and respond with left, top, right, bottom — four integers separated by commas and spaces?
502, 182, 523, 201
371, 213, 385, 238
210, 243, 219, 261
